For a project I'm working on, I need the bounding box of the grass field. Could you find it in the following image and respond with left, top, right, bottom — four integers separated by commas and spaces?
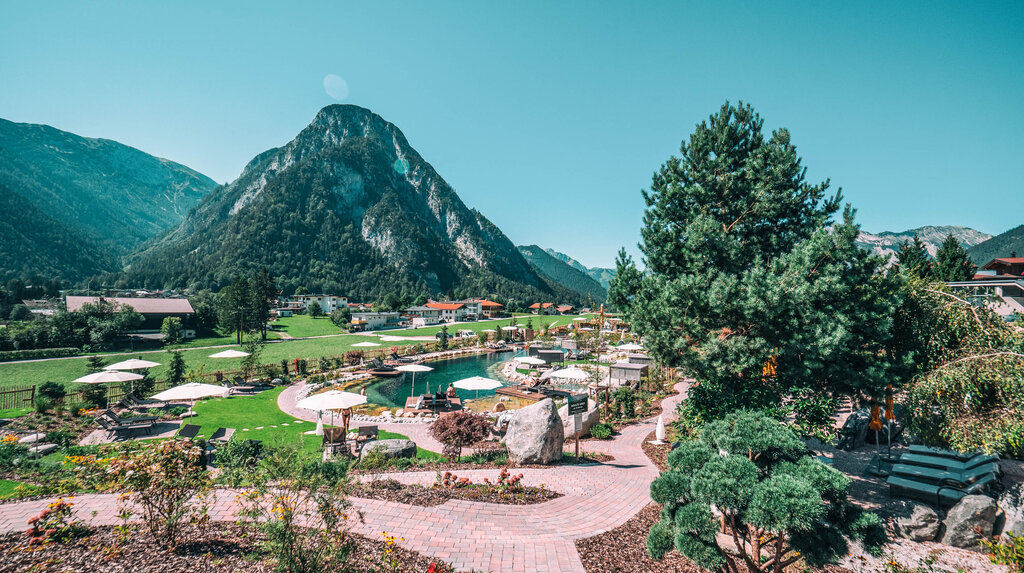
187, 387, 439, 457
0, 479, 35, 499
0, 407, 31, 418
271, 315, 343, 338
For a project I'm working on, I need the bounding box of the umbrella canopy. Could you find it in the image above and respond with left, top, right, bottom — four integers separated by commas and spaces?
515, 356, 546, 366
572, 317, 588, 322
209, 349, 250, 358
549, 367, 591, 381
395, 364, 434, 373
379, 335, 405, 342
106, 358, 161, 370
73, 370, 145, 384
500, 326, 518, 331
481, 329, 497, 333
352, 341, 380, 348
452, 376, 503, 391
151, 383, 226, 402
296, 390, 368, 412
616, 343, 644, 351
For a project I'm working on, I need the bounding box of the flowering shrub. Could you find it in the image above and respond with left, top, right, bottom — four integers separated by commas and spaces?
105, 438, 212, 549
25, 497, 84, 545
236, 444, 353, 573
429, 410, 491, 461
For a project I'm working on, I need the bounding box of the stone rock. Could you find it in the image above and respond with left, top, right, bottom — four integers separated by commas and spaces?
18, 433, 45, 444
998, 482, 1024, 541
894, 501, 941, 542
395, 409, 404, 417
942, 495, 997, 548
557, 398, 600, 438
28, 443, 58, 456
502, 398, 563, 465
361, 439, 417, 459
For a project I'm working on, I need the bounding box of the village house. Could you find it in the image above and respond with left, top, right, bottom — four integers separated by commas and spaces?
947, 256, 1024, 319
350, 311, 401, 331
290, 294, 348, 313
65, 296, 198, 339
556, 304, 575, 315
426, 301, 468, 322
529, 302, 559, 315
404, 305, 442, 327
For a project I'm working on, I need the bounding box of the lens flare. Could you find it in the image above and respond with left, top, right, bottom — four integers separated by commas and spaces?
323, 74, 349, 101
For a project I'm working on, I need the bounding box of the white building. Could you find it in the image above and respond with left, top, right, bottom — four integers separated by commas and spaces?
426, 301, 468, 322
351, 311, 401, 330
292, 294, 348, 313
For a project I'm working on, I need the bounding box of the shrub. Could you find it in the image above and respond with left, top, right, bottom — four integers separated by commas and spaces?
647, 410, 883, 572
359, 448, 389, 471
280, 359, 290, 376
0, 348, 80, 362
38, 381, 67, 403
81, 386, 107, 409
982, 530, 1024, 570
590, 423, 613, 439
217, 438, 264, 487
45, 430, 75, 451
25, 497, 85, 545
236, 444, 353, 573
345, 351, 363, 365
106, 439, 212, 549
0, 434, 29, 468
614, 386, 636, 418
429, 410, 491, 462
34, 397, 53, 414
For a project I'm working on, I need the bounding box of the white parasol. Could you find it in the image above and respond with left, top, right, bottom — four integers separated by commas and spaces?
549, 367, 591, 382
296, 390, 368, 431
452, 376, 503, 399
151, 382, 227, 417
352, 341, 380, 348
515, 356, 546, 366
105, 358, 161, 370
209, 349, 250, 358
396, 363, 434, 394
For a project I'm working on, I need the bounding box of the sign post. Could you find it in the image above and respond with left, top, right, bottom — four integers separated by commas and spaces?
568, 393, 588, 462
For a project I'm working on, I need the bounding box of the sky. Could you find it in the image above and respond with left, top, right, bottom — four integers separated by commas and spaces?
1, 1, 1021, 268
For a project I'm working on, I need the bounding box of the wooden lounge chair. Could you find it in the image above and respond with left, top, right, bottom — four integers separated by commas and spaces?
209, 427, 235, 443
899, 452, 999, 472
97, 415, 153, 436
103, 409, 158, 424
892, 462, 1000, 488
356, 425, 378, 443
177, 424, 201, 440
322, 427, 351, 456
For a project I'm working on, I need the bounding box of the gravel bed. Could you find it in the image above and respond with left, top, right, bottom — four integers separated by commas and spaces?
352, 477, 561, 506
0, 522, 454, 573
576, 504, 702, 573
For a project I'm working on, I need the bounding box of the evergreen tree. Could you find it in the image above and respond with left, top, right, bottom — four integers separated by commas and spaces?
86, 355, 106, 373
219, 275, 256, 344
161, 317, 183, 345
251, 268, 278, 340
895, 234, 931, 279
166, 351, 186, 387
607, 248, 642, 314
932, 233, 974, 282
307, 300, 325, 318
329, 307, 352, 330
630, 102, 902, 430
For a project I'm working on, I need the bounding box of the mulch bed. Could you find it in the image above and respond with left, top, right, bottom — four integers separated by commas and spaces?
351, 454, 615, 475
576, 503, 702, 573
3, 412, 97, 443
0, 522, 453, 573
352, 477, 561, 506
641, 430, 672, 471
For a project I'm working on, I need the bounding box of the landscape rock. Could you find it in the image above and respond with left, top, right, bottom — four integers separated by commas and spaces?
28, 443, 58, 456
942, 495, 997, 548
502, 398, 563, 465
894, 501, 941, 542
557, 398, 600, 438
18, 433, 45, 444
361, 439, 417, 459
998, 482, 1024, 541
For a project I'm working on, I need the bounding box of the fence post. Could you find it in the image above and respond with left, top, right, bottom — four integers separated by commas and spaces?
29, 385, 35, 407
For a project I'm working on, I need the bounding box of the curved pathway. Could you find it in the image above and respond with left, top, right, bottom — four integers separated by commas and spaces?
0, 382, 690, 573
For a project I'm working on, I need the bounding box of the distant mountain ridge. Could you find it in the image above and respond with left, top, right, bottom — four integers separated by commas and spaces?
517, 245, 607, 303
123, 105, 579, 303
855, 225, 991, 262
541, 248, 616, 289
968, 224, 1024, 265
0, 118, 217, 280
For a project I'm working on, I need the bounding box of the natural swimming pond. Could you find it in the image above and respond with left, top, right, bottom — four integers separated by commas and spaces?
357, 352, 521, 409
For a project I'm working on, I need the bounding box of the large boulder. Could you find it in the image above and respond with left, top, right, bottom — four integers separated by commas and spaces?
894, 501, 941, 542
361, 439, 417, 460
557, 398, 600, 438
503, 398, 564, 465
998, 482, 1024, 541
942, 495, 997, 548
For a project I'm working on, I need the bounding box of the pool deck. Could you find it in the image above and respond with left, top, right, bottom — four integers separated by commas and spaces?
496, 384, 571, 401
402, 396, 464, 414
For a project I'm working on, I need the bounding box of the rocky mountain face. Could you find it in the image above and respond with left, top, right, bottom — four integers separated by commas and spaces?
517, 245, 607, 302
0, 118, 216, 280
124, 105, 557, 299
855, 226, 992, 262
968, 224, 1024, 265
541, 248, 616, 289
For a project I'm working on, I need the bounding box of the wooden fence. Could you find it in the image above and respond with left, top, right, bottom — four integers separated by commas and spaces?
0, 386, 34, 410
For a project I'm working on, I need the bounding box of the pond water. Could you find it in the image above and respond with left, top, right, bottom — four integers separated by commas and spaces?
356, 352, 522, 409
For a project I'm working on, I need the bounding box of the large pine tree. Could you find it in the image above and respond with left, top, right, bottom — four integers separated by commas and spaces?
932, 233, 974, 282
630, 102, 904, 429
895, 235, 931, 279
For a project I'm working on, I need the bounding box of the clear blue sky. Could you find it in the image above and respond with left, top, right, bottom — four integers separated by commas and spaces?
2, 1, 1021, 268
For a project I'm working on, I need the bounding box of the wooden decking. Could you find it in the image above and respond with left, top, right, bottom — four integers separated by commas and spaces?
495, 385, 571, 401
403, 396, 463, 415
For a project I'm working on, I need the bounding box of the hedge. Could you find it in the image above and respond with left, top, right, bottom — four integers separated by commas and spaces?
0, 347, 81, 362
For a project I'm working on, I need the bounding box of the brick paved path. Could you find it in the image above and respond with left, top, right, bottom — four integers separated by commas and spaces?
0, 382, 689, 572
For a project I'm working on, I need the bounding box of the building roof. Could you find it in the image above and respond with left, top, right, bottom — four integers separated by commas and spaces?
529, 302, 556, 309
405, 305, 439, 312
556, 305, 574, 312
478, 300, 504, 308
66, 296, 194, 314
610, 361, 649, 371
426, 302, 465, 310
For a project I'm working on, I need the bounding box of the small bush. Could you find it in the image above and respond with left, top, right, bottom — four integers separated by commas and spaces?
429, 410, 491, 462
590, 423, 613, 439
982, 530, 1024, 570
45, 430, 75, 451
359, 449, 389, 470
34, 397, 53, 414
216, 439, 264, 487
38, 381, 67, 402
25, 497, 85, 545
81, 386, 107, 409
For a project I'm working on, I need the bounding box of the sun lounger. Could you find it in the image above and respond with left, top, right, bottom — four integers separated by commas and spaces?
209, 427, 235, 443
907, 445, 981, 461
892, 462, 1000, 488
886, 475, 966, 507
177, 424, 201, 440
102, 409, 158, 424
97, 415, 153, 436
356, 425, 378, 442
899, 452, 999, 472
322, 427, 351, 456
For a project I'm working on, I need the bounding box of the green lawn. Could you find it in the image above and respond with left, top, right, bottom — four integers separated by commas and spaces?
187, 386, 439, 458
0, 479, 36, 499
271, 315, 344, 338
0, 407, 31, 419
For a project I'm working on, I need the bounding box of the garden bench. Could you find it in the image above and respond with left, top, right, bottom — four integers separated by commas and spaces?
356, 425, 378, 443
899, 452, 999, 472
886, 475, 966, 507
322, 427, 353, 456
892, 462, 1000, 488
